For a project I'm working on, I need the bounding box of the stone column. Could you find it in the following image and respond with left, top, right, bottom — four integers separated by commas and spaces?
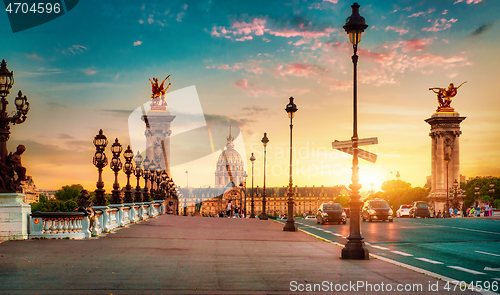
425, 113, 466, 212
142, 109, 176, 174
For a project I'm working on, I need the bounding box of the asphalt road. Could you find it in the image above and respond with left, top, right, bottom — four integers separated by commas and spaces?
284, 217, 500, 294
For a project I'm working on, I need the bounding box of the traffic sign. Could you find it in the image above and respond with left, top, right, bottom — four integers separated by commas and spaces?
332, 137, 377, 149
335, 147, 377, 163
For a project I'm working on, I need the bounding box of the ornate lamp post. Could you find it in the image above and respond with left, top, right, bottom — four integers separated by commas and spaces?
250, 153, 256, 218
155, 164, 163, 200
148, 160, 157, 200
142, 156, 151, 202
474, 185, 480, 208
0, 60, 30, 192
444, 153, 451, 217
341, 3, 369, 259
92, 129, 108, 206
123, 145, 134, 203
283, 96, 298, 232
133, 152, 143, 202
260, 132, 269, 220
396, 171, 401, 213
110, 138, 123, 204
161, 170, 169, 201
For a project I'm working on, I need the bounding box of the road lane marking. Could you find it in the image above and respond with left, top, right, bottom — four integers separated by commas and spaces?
391, 250, 413, 256
332, 233, 343, 237
371, 245, 390, 250
475, 251, 500, 257
484, 267, 500, 271
447, 266, 486, 275
415, 257, 443, 264
406, 221, 500, 236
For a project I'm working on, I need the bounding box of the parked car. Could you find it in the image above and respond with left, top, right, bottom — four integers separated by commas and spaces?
305, 215, 316, 220
362, 199, 393, 222
316, 202, 347, 225
396, 204, 412, 218
409, 201, 431, 218
343, 207, 350, 218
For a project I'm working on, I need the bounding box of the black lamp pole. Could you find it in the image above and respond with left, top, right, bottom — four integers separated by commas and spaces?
92, 129, 108, 206
283, 96, 298, 232
123, 145, 134, 203
134, 152, 143, 203
148, 160, 156, 200
110, 138, 123, 204
261, 133, 269, 220
142, 156, 151, 202
341, 2, 369, 259
250, 153, 256, 218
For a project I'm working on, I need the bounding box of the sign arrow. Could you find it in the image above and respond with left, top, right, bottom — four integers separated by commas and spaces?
332, 137, 378, 149
334, 147, 378, 163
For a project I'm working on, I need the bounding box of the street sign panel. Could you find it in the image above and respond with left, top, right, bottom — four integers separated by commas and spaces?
332, 137, 377, 149
335, 147, 377, 163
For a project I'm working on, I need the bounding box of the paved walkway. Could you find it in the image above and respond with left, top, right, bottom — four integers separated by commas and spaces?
0, 215, 483, 294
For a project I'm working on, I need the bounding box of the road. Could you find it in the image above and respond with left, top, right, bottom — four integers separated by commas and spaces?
280, 217, 500, 294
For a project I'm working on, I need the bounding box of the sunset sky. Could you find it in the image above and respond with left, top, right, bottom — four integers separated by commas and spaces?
0, 0, 499, 194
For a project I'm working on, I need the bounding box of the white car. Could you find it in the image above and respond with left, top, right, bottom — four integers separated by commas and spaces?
396, 204, 412, 218
305, 215, 316, 220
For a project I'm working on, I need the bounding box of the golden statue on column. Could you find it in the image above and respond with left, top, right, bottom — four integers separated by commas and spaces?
149, 75, 171, 110
429, 81, 466, 113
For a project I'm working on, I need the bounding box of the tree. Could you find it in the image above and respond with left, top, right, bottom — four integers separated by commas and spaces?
334, 195, 350, 207
55, 184, 84, 201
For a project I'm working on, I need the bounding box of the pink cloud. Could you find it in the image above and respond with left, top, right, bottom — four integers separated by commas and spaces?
323, 0, 338, 3
454, 0, 482, 4
385, 26, 409, 35
442, 10, 448, 15
235, 79, 249, 88
422, 18, 457, 32
269, 28, 330, 38
133, 41, 143, 46
235, 36, 253, 41
408, 12, 425, 18
277, 63, 327, 78
282, 88, 311, 94
232, 18, 268, 36
390, 37, 436, 52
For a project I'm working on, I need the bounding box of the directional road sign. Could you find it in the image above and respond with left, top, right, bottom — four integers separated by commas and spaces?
332, 137, 378, 163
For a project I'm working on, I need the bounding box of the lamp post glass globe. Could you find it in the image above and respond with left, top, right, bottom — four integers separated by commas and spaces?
0, 59, 14, 98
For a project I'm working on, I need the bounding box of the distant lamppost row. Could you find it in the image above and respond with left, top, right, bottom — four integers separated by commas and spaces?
250, 153, 256, 218
341, 2, 369, 259
261, 132, 269, 220
133, 152, 144, 203
92, 129, 108, 206
142, 156, 151, 202
283, 96, 298, 232
123, 145, 134, 203
0, 60, 30, 193
110, 138, 123, 204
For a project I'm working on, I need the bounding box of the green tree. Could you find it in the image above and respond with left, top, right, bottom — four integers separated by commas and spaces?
334, 195, 350, 207
55, 184, 84, 201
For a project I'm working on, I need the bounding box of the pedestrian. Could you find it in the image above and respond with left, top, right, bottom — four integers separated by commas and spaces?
476, 204, 481, 217
454, 207, 458, 217
449, 207, 454, 218
485, 203, 490, 217
227, 201, 232, 217
437, 210, 442, 218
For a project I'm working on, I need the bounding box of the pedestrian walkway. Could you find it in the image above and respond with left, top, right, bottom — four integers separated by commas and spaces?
0, 215, 482, 294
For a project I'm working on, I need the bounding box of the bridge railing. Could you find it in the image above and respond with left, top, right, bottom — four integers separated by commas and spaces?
29, 200, 165, 239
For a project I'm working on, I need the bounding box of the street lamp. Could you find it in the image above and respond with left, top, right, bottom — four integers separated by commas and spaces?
444, 153, 451, 217
142, 156, 151, 202
396, 171, 401, 212
283, 96, 298, 232
123, 145, 134, 203
155, 164, 163, 200
148, 160, 157, 200
261, 132, 269, 220
110, 138, 123, 204
250, 153, 256, 218
133, 152, 143, 203
161, 170, 169, 201
92, 129, 108, 206
341, 2, 369, 259
243, 171, 248, 216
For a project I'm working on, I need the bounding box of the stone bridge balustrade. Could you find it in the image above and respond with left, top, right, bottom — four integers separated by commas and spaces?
28, 200, 167, 240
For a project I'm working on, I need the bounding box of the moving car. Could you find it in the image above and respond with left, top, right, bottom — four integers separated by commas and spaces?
396, 204, 412, 218
305, 215, 316, 220
316, 203, 347, 225
409, 201, 431, 218
362, 199, 393, 222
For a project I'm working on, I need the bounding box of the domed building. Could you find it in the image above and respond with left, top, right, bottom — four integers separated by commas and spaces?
215, 128, 245, 188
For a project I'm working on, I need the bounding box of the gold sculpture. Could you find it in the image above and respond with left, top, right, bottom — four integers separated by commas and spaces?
429, 82, 466, 112
149, 75, 171, 109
